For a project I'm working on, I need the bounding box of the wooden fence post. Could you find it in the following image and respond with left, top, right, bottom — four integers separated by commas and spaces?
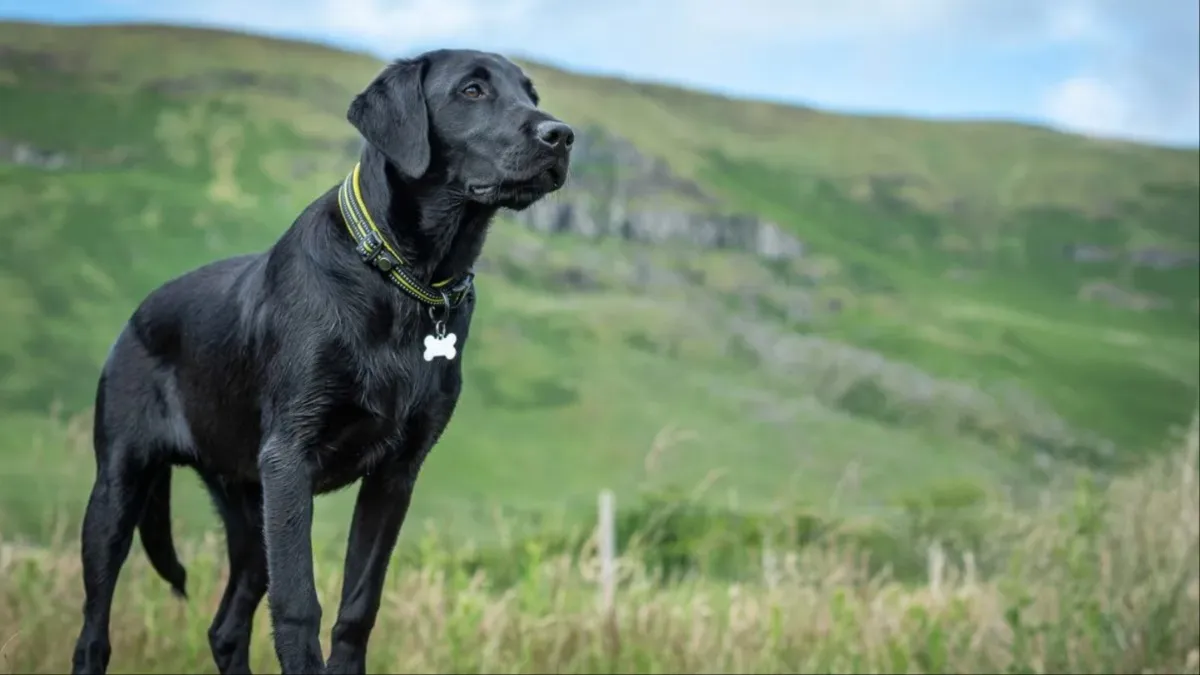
762, 531, 779, 590
598, 489, 616, 613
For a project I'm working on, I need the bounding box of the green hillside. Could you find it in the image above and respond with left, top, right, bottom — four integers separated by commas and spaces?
1, 20, 1197, 545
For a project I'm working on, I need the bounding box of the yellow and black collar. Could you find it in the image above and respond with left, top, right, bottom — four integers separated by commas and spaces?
337, 163, 473, 308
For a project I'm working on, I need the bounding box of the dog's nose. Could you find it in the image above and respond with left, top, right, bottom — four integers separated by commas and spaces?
535, 121, 574, 151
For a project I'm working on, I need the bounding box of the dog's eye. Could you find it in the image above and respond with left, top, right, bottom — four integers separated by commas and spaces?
461, 84, 485, 99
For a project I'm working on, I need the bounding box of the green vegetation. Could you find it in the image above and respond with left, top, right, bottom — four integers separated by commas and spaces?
0, 19, 1197, 674
2, 421, 1197, 673
0, 18, 1196, 561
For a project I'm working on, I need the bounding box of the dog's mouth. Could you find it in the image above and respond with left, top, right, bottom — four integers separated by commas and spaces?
467, 164, 567, 208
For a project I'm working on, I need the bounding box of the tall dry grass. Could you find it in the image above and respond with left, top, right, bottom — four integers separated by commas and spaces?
1, 416, 1197, 674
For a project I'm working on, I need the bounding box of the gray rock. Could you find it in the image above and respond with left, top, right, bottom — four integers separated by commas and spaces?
0, 139, 73, 169
511, 127, 805, 261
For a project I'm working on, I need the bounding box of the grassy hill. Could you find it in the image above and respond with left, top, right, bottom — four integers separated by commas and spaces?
0, 20, 1197, 546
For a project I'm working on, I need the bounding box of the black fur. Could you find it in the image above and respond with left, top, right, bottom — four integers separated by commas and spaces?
70, 49, 573, 675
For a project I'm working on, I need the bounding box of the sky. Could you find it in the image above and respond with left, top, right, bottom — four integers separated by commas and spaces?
2, 0, 1198, 148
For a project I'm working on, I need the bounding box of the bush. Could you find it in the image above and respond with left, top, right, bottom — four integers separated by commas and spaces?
2, 421, 1196, 674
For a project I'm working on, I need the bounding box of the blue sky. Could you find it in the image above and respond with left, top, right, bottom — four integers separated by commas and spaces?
3, 0, 1198, 148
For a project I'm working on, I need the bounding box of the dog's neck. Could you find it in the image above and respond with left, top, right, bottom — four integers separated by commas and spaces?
354, 148, 497, 284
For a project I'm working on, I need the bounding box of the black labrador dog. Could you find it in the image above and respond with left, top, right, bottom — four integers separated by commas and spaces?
70, 49, 573, 675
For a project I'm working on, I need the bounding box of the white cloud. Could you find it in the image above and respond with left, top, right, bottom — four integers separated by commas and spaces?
103, 0, 529, 45
1042, 76, 1132, 138
1037, 0, 1199, 145
1043, 71, 1199, 146
1044, 3, 1108, 43
95, 0, 1199, 146
107, 0, 1104, 51
313, 0, 539, 44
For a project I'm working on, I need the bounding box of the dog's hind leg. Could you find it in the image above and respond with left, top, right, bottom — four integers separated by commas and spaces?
202, 476, 268, 675
70, 435, 163, 675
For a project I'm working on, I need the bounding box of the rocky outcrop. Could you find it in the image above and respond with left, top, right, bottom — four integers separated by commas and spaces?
0, 139, 74, 169
1063, 243, 1199, 269
1078, 280, 1172, 311
0, 137, 140, 170
518, 200, 803, 260
512, 127, 804, 261
1129, 247, 1200, 270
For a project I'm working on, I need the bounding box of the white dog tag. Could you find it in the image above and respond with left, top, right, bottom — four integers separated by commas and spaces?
423, 333, 457, 361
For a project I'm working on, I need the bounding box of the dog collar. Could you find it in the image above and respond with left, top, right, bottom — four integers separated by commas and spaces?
337, 162, 474, 309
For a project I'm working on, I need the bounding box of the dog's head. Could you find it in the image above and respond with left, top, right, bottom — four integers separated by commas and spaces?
347, 49, 573, 211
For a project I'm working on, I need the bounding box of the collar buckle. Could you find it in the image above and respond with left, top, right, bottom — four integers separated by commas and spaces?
354, 229, 382, 262
445, 272, 475, 308
354, 231, 398, 273
451, 271, 475, 292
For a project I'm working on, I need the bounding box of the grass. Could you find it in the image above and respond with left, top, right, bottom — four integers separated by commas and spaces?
0, 22, 1197, 673
1, 413, 1196, 674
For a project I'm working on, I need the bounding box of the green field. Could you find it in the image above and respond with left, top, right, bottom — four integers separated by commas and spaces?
0, 13, 1197, 571
0, 19, 1197, 674
3, 424, 1197, 673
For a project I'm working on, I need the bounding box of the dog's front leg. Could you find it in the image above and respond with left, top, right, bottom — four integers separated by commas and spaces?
259, 435, 325, 674
324, 460, 415, 675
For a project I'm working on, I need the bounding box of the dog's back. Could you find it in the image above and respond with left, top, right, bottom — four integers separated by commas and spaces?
107, 247, 280, 465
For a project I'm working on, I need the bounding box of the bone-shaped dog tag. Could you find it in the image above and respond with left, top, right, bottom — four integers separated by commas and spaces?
423, 333, 457, 361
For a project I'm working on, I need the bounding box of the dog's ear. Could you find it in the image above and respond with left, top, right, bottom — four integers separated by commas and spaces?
347, 58, 430, 180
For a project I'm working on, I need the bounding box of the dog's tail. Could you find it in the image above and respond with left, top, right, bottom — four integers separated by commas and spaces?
138, 466, 188, 599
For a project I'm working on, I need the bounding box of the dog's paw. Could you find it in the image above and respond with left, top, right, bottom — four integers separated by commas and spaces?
323, 655, 366, 675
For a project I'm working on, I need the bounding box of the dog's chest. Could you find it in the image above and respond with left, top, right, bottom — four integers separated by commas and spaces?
310, 325, 467, 493
311, 384, 451, 493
